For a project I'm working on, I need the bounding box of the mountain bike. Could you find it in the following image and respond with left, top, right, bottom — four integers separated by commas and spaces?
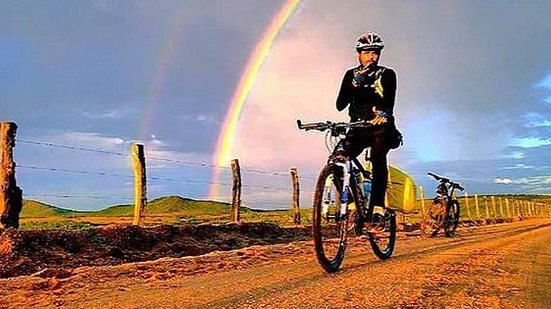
297, 119, 396, 273
421, 172, 464, 237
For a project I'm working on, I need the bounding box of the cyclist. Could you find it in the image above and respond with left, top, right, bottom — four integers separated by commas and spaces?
334, 31, 399, 229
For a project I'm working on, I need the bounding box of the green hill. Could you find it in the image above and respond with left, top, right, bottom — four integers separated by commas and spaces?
91, 196, 234, 216
21, 200, 79, 217
20, 196, 234, 218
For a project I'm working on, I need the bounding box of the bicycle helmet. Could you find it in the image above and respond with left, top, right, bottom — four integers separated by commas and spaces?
355, 32, 384, 52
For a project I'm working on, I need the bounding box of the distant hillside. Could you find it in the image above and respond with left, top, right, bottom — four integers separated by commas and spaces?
21, 200, 79, 217
20, 196, 234, 218
92, 196, 234, 216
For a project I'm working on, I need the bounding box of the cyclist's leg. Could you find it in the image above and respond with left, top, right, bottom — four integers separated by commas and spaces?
368, 134, 390, 214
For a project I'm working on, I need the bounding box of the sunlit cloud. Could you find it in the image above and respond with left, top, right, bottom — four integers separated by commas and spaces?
494, 178, 512, 184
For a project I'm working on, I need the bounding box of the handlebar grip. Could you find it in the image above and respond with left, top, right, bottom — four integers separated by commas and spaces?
296, 119, 303, 129
427, 172, 439, 179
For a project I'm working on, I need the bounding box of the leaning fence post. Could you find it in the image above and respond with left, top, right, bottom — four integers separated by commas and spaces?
0, 122, 23, 229
498, 197, 504, 219
465, 192, 471, 219
131, 143, 147, 226
230, 159, 241, 223
289, 167, 301, 225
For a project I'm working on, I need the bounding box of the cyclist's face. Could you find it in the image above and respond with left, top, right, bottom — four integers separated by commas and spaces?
358, 50, 379, 67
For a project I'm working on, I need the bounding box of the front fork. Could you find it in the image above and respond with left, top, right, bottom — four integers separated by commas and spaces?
335, 161, 351, 218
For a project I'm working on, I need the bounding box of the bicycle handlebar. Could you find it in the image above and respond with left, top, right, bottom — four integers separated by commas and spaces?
296, 119, 374, 132
427, 172, 464, 191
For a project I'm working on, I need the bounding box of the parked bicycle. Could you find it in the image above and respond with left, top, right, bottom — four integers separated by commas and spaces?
421, 172, 464, 237
297, 119, 396, 273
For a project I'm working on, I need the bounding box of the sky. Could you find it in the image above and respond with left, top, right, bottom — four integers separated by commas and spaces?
1, 0, 551, 211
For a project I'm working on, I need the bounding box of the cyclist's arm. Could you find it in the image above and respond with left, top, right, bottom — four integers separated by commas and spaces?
377, 68, 397, 116
336, 69, 354, 111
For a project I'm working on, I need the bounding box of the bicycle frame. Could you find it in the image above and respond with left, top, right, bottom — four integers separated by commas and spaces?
298, 118, 376, 220
426, 172, 464, 237
299, 118, 398, 270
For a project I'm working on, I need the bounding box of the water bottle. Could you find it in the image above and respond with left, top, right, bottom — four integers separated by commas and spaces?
341, 186, 349, 204
363, 179, 372, 200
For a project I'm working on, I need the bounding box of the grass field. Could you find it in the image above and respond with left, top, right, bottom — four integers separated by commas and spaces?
17, 194, 551, 230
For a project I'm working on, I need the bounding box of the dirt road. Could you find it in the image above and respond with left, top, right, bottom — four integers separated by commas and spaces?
1, 219, 550, 309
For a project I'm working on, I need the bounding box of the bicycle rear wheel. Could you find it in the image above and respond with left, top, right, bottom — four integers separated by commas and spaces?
421, 202, 444, 237
312, 164, 353, 273
444, 200, 460, 237
368, 209, 397, 260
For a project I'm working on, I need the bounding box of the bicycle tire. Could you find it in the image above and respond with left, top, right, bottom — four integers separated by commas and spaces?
444, 200, 460, 237
312, 164, 352, 273
368, 209, 397, 259
421, 202, 444, 237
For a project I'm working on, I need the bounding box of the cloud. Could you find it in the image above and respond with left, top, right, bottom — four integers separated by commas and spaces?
139, 135, 212, 169
494, 178, 513, 184
179, 114, 217, 125
509, 137, 551, 148
58, 131, 126, 148
81, 108, 133, 119
522, 112, 551, 127
536, 73, 551, 89
500, 164, 534, 170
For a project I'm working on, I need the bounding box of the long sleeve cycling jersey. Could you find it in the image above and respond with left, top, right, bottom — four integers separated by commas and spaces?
336, 65, 397, 121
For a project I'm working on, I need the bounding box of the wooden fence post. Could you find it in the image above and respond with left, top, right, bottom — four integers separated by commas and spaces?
289, 167, 301, 225
465, 192, 471, 219
520, 201, 524, 218
505, 198, 510, 219
230, 159, 241, 223
484, 196, 490, 219
492, 195, 497, 223
419, 186, 426, 215
499, 198, 504, 219
0, 122, 23, 229
475, 194, 480, 219
131, 143, 147, 226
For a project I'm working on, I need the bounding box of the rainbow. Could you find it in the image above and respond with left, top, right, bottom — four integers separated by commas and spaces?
208, 0, 301, 199
140, 6, 188, 139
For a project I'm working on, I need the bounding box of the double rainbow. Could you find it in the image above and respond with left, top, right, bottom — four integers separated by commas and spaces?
208, 0, 301, 199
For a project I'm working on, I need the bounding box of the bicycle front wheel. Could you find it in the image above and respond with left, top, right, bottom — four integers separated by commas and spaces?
444, 200, 460, 237
312, 164, 353, 273
421, 202, 444, 237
